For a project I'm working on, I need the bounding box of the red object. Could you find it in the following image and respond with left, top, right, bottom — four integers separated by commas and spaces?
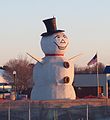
84, 95, 97, 99
45, 54, 64, 56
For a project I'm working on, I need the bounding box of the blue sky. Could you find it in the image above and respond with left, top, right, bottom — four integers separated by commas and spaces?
0, 0, 110, 66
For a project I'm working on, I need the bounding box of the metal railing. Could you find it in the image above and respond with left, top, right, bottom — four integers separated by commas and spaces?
0, 99, 110, 120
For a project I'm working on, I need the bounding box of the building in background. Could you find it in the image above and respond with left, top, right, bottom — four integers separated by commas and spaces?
74, 65, 110, 99
103, 66, 110, 98
74, 74, 106, 98
0, 68, 12, 99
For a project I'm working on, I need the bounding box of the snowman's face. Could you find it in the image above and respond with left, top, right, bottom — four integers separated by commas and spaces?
41, 32, 69, 54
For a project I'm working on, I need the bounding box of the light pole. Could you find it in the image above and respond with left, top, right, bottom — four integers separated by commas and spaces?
13, 71, 16, 92
10, 71, 17, 100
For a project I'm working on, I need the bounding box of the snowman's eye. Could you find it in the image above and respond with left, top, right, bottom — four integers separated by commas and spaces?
55, 35, 60, 39
63, 35, 67, 38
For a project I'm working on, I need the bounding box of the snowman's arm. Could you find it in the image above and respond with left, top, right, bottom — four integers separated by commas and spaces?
68, 53, 83, 62
26, 52, 44, 64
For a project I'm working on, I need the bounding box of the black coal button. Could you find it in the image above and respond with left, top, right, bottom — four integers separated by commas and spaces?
63, 76, 70, 83
63, 61, 70, 68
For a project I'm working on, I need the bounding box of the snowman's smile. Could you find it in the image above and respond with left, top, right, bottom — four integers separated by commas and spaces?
54, 42, 68, 50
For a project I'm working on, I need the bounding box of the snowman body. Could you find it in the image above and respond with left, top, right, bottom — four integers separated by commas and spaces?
31, 32, 76, 100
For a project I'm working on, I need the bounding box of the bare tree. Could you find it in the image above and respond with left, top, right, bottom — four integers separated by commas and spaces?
3, 57, 34, 96
90, 62, 105, 74
75, 62, 105, 74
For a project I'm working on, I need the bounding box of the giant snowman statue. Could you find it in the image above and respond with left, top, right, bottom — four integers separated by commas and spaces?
29, 17, 80, 100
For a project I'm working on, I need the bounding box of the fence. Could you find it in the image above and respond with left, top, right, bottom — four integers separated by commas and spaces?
0, 99, 110, 120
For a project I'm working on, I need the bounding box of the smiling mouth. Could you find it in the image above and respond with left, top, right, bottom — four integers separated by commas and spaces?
54, 42, 68, 50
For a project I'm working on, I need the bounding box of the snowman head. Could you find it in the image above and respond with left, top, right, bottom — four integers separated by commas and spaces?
41, 17, 69, 55
41, 32, 69, 55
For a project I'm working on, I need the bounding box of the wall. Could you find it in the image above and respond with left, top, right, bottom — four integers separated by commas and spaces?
74, 74, 107, 97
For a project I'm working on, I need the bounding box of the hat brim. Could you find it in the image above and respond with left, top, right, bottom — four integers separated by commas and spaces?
41, 30, 64, 37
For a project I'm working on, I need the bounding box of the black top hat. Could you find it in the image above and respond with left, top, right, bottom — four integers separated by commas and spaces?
41, 17, 64, 36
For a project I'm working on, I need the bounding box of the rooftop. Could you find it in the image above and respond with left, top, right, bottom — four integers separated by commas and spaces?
104, 66, 110, 73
